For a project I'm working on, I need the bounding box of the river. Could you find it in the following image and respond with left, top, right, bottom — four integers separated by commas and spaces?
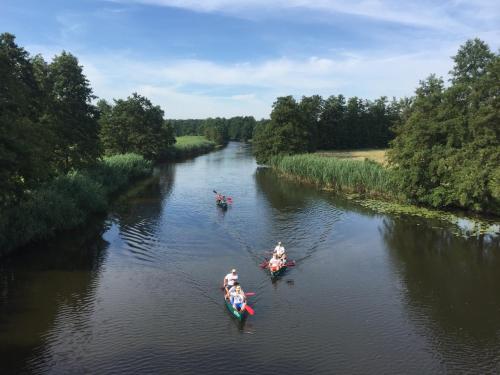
1, 142, 499, 374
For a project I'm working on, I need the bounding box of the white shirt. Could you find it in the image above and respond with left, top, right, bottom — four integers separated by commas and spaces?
225, 273, 238, 286
230, 291, 245, 304
274, 245, 285, 256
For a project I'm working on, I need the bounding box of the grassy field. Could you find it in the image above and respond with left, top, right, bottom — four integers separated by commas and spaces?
174, 135, 214, 148
315, 149, 387, 165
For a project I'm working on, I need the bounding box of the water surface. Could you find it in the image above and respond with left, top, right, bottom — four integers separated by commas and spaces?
1, 142, 499, 374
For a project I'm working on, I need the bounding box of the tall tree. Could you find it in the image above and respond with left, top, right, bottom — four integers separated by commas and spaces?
389, 38, 499, 214
318, 95, 345, 149
253, 96, 311, 163
299, 95, 323, 152
100, 93, 175, 159
45, 52, 100, 172
0, 33, 51, 206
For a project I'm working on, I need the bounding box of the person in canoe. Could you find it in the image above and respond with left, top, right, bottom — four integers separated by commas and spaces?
226, 281, 243, 298
223, 268, 239, 293
229, 285, 247, 312
267, 253, 283, 272
273, 241, 287, 264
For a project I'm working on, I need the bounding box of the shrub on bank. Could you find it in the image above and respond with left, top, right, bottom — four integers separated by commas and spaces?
269, 154, 396, 197
0, 153, 152, 256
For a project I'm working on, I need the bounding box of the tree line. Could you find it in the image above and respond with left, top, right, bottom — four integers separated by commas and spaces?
253, 95, 401, 164
169, 116, 257, 144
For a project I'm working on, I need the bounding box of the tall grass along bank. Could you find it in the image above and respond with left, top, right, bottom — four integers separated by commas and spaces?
167, 136, 216, 159
269, 154, 395, 198
0, 153, 152, 257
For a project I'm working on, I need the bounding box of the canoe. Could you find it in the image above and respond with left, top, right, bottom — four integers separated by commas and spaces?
270, 264, 287, 278
216, 200, 228, 209
225, 298, 246, 321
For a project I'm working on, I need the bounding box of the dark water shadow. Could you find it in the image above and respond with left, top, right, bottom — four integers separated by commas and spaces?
0, 218, 110, 373
382, 217, 500, 372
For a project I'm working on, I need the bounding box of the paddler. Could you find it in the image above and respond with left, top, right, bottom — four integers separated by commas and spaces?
229, 285, 247, 312
273, 241, 287, 263
267, 253, 282, 272
223, 268, 238, 293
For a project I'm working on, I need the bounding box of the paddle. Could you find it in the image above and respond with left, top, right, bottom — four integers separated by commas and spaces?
244, 304, 255, 315
245, 292, 255, 296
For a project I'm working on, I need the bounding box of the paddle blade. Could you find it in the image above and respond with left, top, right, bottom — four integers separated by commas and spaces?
245, 292, 255, 296
245, 304, 255, 315
213, 190, 217, 194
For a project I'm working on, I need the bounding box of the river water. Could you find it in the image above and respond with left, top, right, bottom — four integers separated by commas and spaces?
1, 142, 499, 374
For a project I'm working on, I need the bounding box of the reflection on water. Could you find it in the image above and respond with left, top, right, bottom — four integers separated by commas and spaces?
0, 220, 109, 373
383, 218, 500, 372
0, 142, 499, 375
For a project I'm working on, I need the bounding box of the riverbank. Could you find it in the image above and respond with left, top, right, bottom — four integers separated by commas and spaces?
0, 153, 152, 257
269, 154, 499, 236
168, 136, 216, 159
1, 138, 220, 258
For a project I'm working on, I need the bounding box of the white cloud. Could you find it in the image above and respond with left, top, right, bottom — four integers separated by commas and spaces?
111, 0, 500, 32
62, 46, 456, 118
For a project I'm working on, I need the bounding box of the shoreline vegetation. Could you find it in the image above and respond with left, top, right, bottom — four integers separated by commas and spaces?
0, 154, 152, 257
0, 137, 219, 258
269, 153, 499, 237
254, 39, 499, 218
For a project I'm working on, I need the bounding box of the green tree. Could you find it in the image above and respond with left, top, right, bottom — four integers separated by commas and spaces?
0, 33, 51, 206
253, 96, 311, 163
299, 95, 323, 151
389, 38, 499, 214
99, 93, 175, 159
318, 95, 345, 149
45, 51, 100, 172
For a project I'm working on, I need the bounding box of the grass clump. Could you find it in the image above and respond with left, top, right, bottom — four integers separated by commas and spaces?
270, 154, 395, 197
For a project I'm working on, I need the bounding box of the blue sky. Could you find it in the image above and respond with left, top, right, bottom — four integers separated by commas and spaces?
3, 0, 499, 118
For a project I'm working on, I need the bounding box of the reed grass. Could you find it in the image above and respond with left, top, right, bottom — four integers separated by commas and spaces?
269, 154, 395, 196
0, 153, 152, 256
170, 136, 216, 158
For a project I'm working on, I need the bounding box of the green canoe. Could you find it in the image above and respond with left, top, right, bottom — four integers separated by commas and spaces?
225, 298, 246, 321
